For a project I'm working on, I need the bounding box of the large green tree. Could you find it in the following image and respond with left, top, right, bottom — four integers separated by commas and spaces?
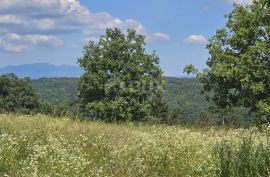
185, 0, 270, 125
78, 28, 165, 122
0, 74, 40, 113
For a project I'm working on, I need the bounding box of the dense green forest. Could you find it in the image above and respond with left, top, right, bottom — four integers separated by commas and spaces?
29, 77, 250, 125
30, 77, 207, 113
30, 78, 78, 104
164, 77, 208, 113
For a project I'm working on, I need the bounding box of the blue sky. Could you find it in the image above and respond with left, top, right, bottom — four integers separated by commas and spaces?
0, 0, 252, 76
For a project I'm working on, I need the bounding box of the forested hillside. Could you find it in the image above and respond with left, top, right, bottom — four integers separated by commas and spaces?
30, 77, 208, 114
164, 77, 209, 113
30, 78, 78, 104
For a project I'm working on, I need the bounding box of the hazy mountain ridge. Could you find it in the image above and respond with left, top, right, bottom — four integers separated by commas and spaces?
0, 63, 83, 79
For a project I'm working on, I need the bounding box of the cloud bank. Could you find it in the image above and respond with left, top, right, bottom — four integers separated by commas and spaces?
0, 0, 169, 52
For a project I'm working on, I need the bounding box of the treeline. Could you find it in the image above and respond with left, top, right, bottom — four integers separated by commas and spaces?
29, 77, 251, 126
30, 77, 208, 113
0, 73, 78, 117
0, 73, 249, 127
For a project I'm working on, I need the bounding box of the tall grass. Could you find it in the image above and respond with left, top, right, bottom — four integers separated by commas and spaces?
215, 136, 270, 177
0, 114, 269, 176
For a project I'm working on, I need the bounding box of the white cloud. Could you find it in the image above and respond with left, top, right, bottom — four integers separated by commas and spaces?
24, 35, 63, 46
0, 15, 26, 25
0, 0, 146, 35
0, 0, 136, 35
146, 32, 171, 43
120, 19, 145, 33
225, 0, 253, 5
35, 19, 55, 30
152, 33, 171, 41
184, 35, 207, 44
0, 0, 156, 52
0, 33, 63, 52
0, 37, 28, 53
4, 44, 29, 53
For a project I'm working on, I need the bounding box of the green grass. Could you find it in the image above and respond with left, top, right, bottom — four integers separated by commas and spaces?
0, 114, 269, 177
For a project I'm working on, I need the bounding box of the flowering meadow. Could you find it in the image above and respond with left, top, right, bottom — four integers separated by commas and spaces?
0, 114, 270, 177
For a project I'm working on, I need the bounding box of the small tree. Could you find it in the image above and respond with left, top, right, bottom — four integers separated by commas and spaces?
0, 74, 40, 113
185, 0, 270, 125
78, 28, 166, 122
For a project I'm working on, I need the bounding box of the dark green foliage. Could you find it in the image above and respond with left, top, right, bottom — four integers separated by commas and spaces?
30, 78, 78, 104
29, 77, 249, 126
183, 64, 198, 75
165, 108, 188, 125
0, 74, 40, 113
192, 111, 213, 126
37, 100, 82, 119
210, 107, 246, 127
164, 77, 209, 115
150, 93, 169, 122
31, 77, 206, 116
0, 74, 80, 118
77, 28, 165, 122
39, 100, 54, 115
189, 0, 270, 125
51, 102, 82, 118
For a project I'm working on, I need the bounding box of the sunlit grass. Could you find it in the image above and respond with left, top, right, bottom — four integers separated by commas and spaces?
0, 114, 269, 177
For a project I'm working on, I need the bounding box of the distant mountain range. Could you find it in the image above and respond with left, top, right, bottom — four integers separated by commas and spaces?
0, 63, 83, 79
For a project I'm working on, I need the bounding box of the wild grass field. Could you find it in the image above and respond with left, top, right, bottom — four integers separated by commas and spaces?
1, 114, 270, 177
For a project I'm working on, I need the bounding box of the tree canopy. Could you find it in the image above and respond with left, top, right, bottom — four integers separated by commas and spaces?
185, 0, 270, 125
0, 74, 40, 113
77, 28, 165, 122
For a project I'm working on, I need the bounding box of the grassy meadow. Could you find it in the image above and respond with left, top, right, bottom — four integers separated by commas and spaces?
1, 114, 270, 177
